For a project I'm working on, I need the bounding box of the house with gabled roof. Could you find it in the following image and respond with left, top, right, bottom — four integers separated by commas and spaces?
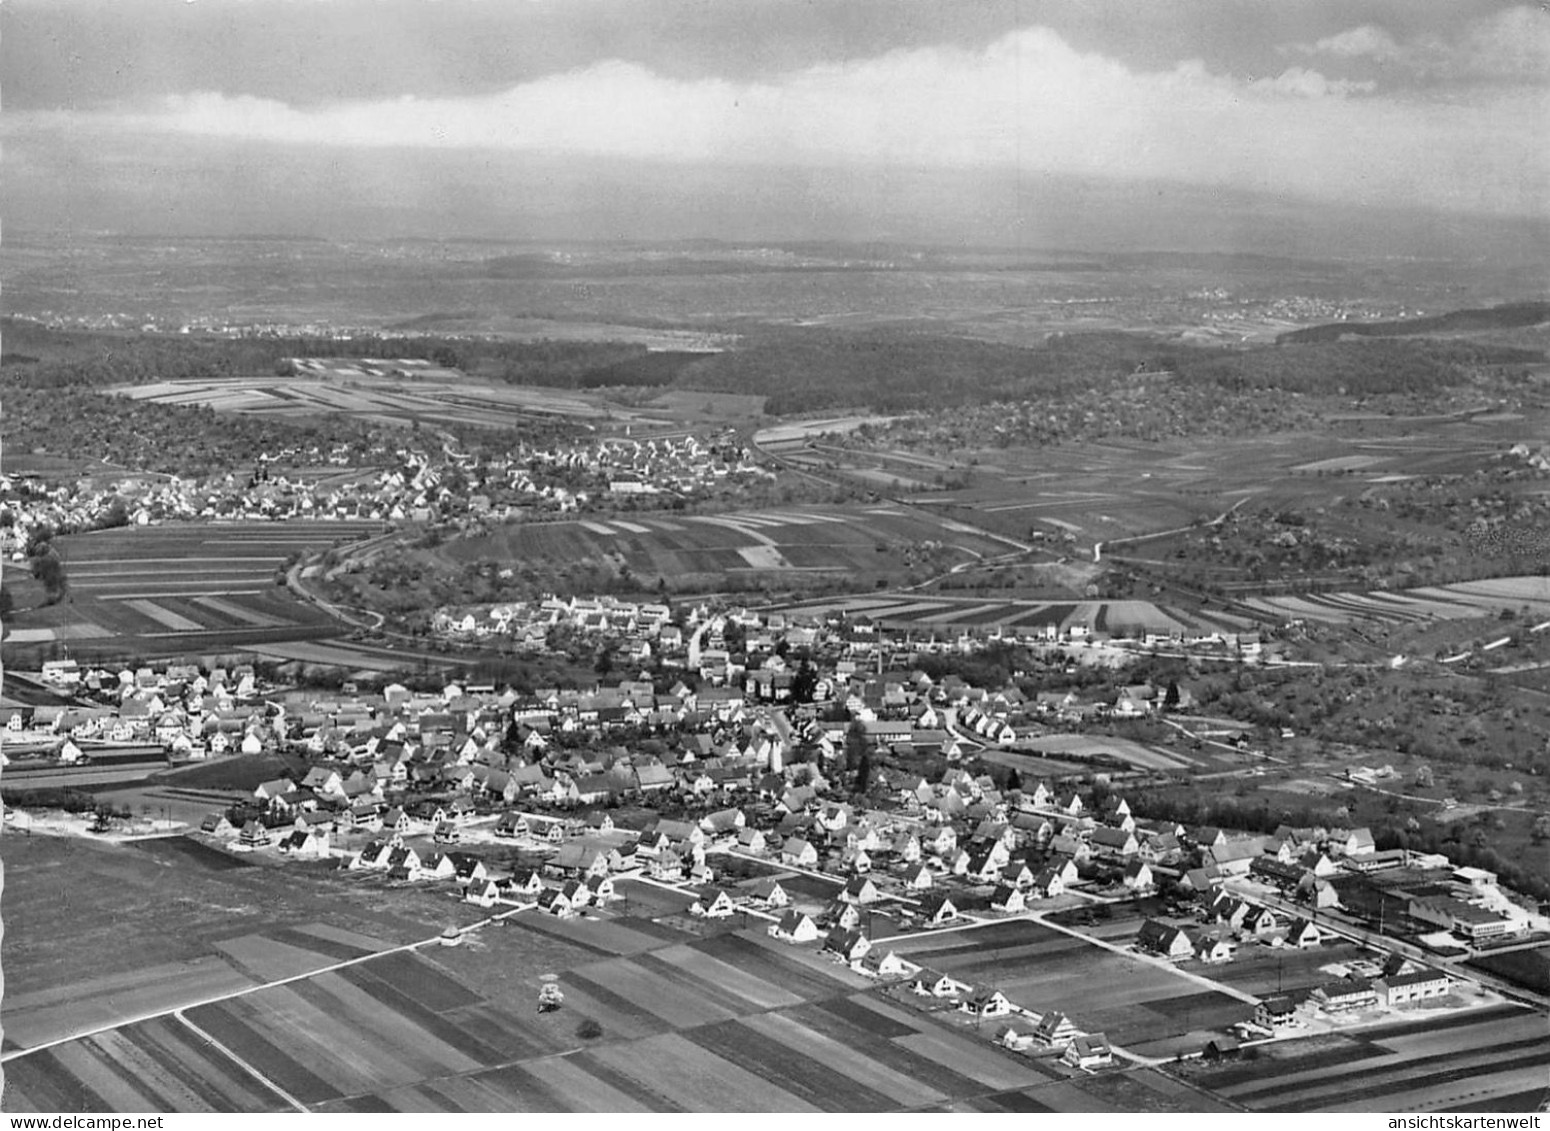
1029, 867, 1066, 900
909, 968, 968, 998
845, 937, 906, 977
769, 909, 820, 943
1136, 919, 1193, 959
1091, 827, 1139, 857
840, 876, 881, 905
464, 877, 503, 908
990, 884, 1026, 914
253, 777, 296, 805
1242, 905, 1279, 937
650, 850, 685, 881
1194, 930, 1236, 964
780, 837, 818, 867
1313, 976, 1377, 1013
1255, 994, 1299, 1030
1123, 859, 1154, 891
278, 828, 330, 858
506, 868, 544, 898
1033, 1010, 1079, 1047
1063, 1034, 1113, 1070
551, 841, 611, 879
1285, 919, 1323, 948
746, 878, 789, 908
823, 927, 872, 963
692, 888, 738, 919
536, 887, 575, 917
961, 987, 1014, 1020
919, 893, 959, 926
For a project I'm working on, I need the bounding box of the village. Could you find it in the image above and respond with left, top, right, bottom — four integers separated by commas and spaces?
6, 615, 1544, 1075
0, 430, 769, 555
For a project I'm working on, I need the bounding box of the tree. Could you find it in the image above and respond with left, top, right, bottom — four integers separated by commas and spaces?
789, 661, 818, 704
1163, 680, 1181, 711
844, 719, 869, 772
29, 543, 70, 606
854, 751, 872, 796
1532, 813, 1550, 843
594, 643, 616, 677
1413, 764, 1434, 789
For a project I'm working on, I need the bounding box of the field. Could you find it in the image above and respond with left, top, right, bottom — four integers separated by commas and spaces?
7, 834, 1547, 1112
810, 420, 1529, 601
440, 505, 1013, 586
886, 920, 1252, 1060
772, 592, 1255, 635
2, 520, 379, 662
1015, 734, 1200, 773
1, 837, 1084, 1114
1170, 1005, 1550, 1112
112, 373, 764, 433
1245, 577, 1550, 628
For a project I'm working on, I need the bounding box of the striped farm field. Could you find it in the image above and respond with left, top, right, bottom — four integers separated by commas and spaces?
3, 520, 380, 660
773, 592, 1248, 635
1247, 576, 1550, 627
1173, 1004, 1549, 1113
887, 920, 1250, 1055
441, 506, 1012, 584
12, 836, 1537, 1113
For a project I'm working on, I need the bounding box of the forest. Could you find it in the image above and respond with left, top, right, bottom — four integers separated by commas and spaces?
1279, 301, 1550, 345
4, 314, 1542, 422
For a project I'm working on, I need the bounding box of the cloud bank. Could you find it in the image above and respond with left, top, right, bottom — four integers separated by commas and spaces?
8, 14, 1546, 218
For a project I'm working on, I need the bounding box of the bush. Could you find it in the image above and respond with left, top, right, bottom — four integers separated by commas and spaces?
576, 1019, 603, 1040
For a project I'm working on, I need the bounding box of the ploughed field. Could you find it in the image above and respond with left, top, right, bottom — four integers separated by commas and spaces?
774, 592, 1257, 635
1245, 577, 1550, 627
443, 505, 1012, 581
1170, 1005, 1550, 1113
2, 521, 380, 659
5, 838, 1545, 1113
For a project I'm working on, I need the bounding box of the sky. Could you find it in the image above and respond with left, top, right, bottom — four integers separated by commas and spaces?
4, 0, 1548, 252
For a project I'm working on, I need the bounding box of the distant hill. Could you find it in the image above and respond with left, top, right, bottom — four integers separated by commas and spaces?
1278, 301, 1550, 345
